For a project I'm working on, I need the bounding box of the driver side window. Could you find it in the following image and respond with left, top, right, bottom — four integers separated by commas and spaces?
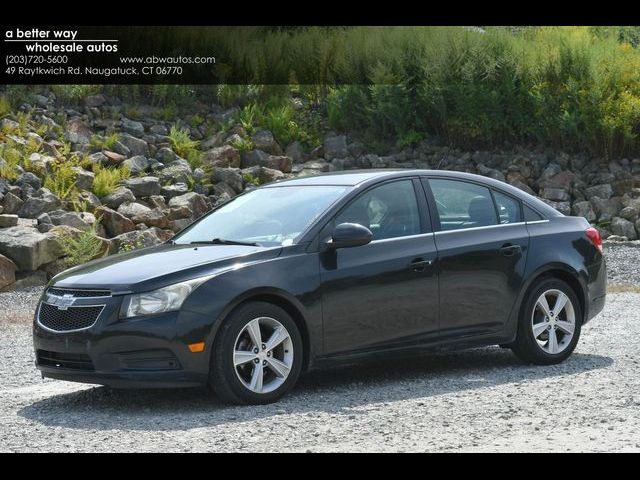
334, 180, 421, 240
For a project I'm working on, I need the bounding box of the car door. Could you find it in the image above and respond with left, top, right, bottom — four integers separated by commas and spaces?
319, 178, 439, 355
423, 177, 529, 338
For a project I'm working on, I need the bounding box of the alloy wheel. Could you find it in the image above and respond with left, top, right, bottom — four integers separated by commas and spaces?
531, 289, 576, 355
233, 316, 294, 394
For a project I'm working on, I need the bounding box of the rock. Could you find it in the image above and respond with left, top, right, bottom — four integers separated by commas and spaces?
301, 159, 332, 173
73, 167, 95, 190
76, 191, 102, 211
156, 147, 178, 164
0, 254, 17, 289
16, 172, 42, 191
170, 218, 192, 233
17, 188, 61, 219
0, 226, 61, 271
88, 151, 109, 166
149, 124, 169, 135
585, 184, 613, 200
157, 162, 193, 184
619, 205, 640, 220
122, 155, 150, 174
610, 217, 638, 240
123, 176, 161, 197
47, 210, 96, 231
251, 130, 282, 155
118, 133, 150, 157
65, 118, 92, 144
572, 201, 596, 222
540, 199, 571, 215
241, 166, 285, 184
121, 117, 145, 137
112, 227, 173, 251
84, 94, 106, 108
101, 187, 136, 209
34, 94, 49, 108
211, 182, 237, 200
0, 214, 19, 228
11, 270, 48, 289
540, 187, 571, 202
133, 207, 169, 229
161, 183, 190, 199
168, 192, 209, 220
167, 205, 193, 220
590, 197, 622, 223
324, 135, 348, 160
213, 168, 244, 193
477, 164, 505, 182
102, 150, 126, 165
508, 179, 536, 196
96, 206, 135, 237
148, 195, 167, 210
285, 141, 305, 163
117, 201, 152, 220
202, 145, 241, 168
251, 154, 293, 173
1, 192, 24, 215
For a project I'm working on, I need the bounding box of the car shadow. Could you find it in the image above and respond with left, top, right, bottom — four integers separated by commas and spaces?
18, 347, 613, 432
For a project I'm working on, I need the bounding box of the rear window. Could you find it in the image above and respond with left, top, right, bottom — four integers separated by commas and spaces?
524, 204, 544, 222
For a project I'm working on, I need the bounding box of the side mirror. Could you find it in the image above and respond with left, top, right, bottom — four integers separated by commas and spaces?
326, 222, 373, 250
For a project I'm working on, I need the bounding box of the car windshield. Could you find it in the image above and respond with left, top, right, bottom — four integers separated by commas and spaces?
173, 185, 348, 247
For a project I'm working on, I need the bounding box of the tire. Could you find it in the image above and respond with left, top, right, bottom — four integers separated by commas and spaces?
511, 278, 582, 365
209, 301, 303, 405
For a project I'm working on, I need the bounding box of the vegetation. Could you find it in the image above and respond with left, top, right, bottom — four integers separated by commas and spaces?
55, 223, 107, 268
43, 159, 78, 200
90, 132, 119, 151
168, 125, 202, 167
92, 164, 131, 198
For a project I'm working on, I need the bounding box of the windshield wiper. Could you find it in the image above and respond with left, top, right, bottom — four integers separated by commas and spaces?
189, 238, 260, 247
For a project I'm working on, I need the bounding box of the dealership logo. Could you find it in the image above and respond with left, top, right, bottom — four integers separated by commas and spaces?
47, 293, 76, 310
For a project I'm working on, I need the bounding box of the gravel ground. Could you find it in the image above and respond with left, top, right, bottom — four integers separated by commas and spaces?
0, 245, 638, 452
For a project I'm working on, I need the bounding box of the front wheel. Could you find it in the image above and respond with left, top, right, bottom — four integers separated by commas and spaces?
210, 301, 303, 405
511, 278, 582, 365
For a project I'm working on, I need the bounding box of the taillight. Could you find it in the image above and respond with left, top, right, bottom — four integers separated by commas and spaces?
585, 227, 603, 254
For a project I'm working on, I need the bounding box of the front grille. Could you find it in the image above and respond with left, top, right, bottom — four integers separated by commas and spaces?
36, 349, 94, 371
47, 287, 111, 298
38, 303, 104, 332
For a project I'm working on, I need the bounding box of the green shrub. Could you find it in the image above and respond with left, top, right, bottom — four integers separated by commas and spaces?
90, 132, 119, 151
0, 96, 10, 117
44, 160, 78, 200
92, 165, 130, 198
55, 224, 106, 268
169, 125, 202, 167
51, 85, 100, 102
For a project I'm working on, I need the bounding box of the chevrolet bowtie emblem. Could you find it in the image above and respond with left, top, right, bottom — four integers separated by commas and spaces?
48, 293, 76, 310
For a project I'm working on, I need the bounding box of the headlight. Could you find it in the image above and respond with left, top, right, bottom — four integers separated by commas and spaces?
120, 276, 213, 319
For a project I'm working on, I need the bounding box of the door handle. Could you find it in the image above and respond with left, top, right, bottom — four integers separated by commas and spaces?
499, 244, 521, 257
410, 258, 433, 272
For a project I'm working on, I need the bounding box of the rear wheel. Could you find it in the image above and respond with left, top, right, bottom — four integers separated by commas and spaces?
511, 278, 582, 365
210, 302, 303, 405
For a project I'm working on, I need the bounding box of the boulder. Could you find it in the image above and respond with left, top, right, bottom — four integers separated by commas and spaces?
285, 141, 305, 164
17, 188, 61, 219
133, 208, 169, 229
202, 145, 241, 168
71, 167, 94, 191
121, 117, 145, 137
0, 214, 19, 228
84, 94, 106, 108
571, 201, 596, 223
213, 168, 244, 193
161, 183, 189, 199
477, 164, 505, 182
122, 155, 150, 174
65, 118, 92, 145
111, 227, 174, 251
96, 206, 135, 237
590, 197, 622, 223
241, 166, 285, 184
540, 187, 571, 202
102, 150, 126, 165
584, 184, 613, 200
324, 135, 348, 160
101, 187, 136, 209
0, 254, 17, 289
88, 152, 109, 165
47, 210, 96, 231
157, 162, 193, 184
16, 172, 42, 190
123, 176, 161, 197
156, 147, 178, 164
118, 133, 150, 157
251, 130, 282, 155
610, 217, 638, 240
1, 192, 24, 215
240, 149, 269, 169
117, 201, 152, 220
0, 226, 61, 271
168, 192, 209, 220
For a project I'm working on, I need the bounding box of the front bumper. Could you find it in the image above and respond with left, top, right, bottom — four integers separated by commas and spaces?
33, 294, 213, 388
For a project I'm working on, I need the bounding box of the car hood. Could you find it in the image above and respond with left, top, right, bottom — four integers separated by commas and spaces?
50, 243, 282, 293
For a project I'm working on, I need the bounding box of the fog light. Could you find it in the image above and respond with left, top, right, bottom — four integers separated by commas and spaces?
188, 342, 205, 353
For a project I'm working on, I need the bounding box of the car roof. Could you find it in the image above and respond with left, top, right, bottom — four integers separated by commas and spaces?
263, 169, 561, 217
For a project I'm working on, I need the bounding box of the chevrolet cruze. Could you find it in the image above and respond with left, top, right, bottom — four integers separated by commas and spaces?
33, 170, 607, 404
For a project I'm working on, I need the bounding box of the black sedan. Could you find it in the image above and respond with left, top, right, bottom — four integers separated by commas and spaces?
33, 170, 607, 404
